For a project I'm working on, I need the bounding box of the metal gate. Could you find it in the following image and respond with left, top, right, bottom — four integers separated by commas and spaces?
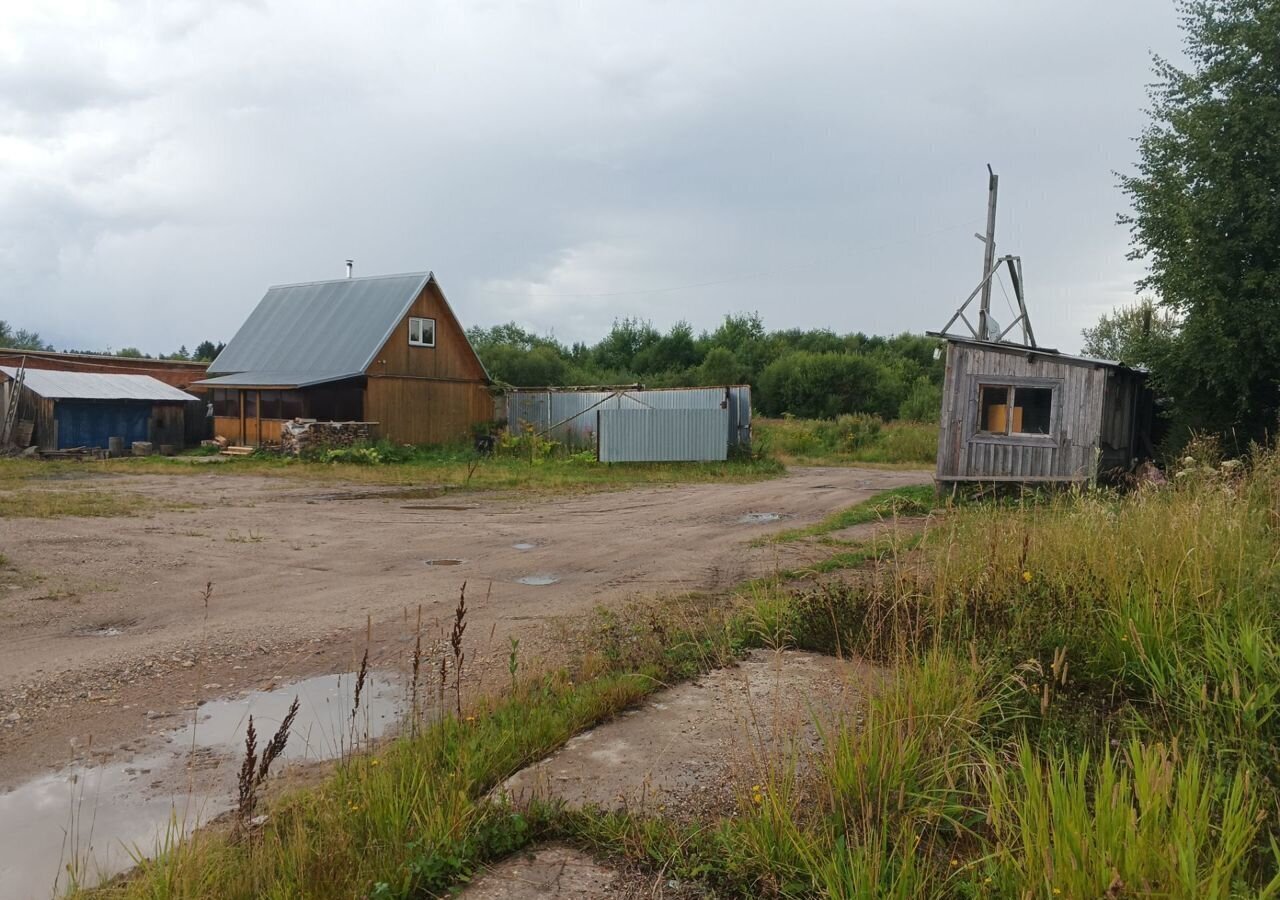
597, 408, 729, 462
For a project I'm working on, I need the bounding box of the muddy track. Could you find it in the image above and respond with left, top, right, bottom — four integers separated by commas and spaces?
0, 466, 929, 789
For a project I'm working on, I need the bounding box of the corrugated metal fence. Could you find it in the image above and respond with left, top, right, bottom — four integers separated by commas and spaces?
500, 385, 751, 462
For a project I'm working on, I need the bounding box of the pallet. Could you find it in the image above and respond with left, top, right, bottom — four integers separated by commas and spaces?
219, 446, 255, 457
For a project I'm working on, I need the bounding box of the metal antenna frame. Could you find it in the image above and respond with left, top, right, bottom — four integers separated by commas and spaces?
938, 254, 1037, 347
938, 166, 1037, 348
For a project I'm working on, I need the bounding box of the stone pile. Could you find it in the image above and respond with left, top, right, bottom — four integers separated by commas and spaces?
280, 419, 376, 456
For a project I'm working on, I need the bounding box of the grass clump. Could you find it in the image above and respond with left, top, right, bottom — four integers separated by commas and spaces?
767, 484, 936, 544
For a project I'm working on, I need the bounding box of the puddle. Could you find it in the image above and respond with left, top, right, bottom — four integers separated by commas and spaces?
737, 512, 783, 524
0, 671, 401, 899
516, 575, 559, 586
512, 542, 537, 551
424, 559, 465, 567
401, 504, 476, 511
82, 626, 125, 637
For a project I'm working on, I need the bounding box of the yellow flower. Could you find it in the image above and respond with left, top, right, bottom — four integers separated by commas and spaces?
1021, 570, 1033, 584
370, 758, 380, 767
1053, 890, 1061, 896
950, 858, 958, 868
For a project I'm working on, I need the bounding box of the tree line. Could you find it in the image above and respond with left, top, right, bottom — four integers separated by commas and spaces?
0, 322, 224, 363
467, 314, 944, 421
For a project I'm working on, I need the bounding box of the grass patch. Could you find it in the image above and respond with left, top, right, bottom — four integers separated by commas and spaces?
755, 416, 936, 467
766, 484, 936, 544
3, 449, 784, 495
0, 488, 170, 519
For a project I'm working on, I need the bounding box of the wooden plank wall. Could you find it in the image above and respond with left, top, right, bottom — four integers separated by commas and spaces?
364, 378, 493, 445
937, 343, 1110, 481
366, 280, 488, 382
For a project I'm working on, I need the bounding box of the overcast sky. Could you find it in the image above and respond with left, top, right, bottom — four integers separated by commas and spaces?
2, 1, 1184, 355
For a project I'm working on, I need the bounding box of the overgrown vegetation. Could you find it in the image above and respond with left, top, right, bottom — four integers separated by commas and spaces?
468, 316, 943, 422
756, 416, 937, 466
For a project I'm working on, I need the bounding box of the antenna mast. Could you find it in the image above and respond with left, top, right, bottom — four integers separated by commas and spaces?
978, 164, 998, 341
937, 166, 1037, 348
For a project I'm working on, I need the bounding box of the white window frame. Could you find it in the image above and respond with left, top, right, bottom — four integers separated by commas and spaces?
408, 316, 436, 348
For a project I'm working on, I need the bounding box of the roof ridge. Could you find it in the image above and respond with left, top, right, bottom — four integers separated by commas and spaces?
267, 271, 431, 290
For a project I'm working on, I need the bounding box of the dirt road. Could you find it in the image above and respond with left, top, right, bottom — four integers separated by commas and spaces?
0, 466, 927, 787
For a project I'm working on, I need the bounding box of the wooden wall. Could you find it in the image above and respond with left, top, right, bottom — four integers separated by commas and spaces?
0, 350, 208, 391
366, 280, 489, 382
936, 343, 1121, 482
364, 377, 492, 445
362, 277, 492, 445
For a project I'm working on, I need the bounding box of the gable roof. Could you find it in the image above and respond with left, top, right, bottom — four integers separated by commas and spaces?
1, 367, 198, 402
201, 271, 441, 388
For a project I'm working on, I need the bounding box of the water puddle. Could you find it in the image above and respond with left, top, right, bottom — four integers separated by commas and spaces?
737, 512, 783, 524
512, 542, 537, 551
401, 504, 476, 511
82, 626, 125, 637
424, 558, 465, 567
311, 487, 444, 502
0, 671, 400, 899
516, 575, 559, 586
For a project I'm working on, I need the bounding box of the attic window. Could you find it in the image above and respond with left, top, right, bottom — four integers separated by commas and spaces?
409, 317, 436, 348
977, 384, 1054, 436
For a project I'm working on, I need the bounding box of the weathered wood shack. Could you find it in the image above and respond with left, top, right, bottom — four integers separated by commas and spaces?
933, 336, 1152, 484
0, 367, 197, 451
195, 271, 492, 446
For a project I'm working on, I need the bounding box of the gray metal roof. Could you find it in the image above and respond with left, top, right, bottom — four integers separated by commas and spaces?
193, 371, 360, 389
206, 272, 432, 384
1, 367, 198, 402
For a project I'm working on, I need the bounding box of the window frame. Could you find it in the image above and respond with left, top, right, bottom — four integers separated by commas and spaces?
969, 376, 1061, 445
408, 316, 436, 348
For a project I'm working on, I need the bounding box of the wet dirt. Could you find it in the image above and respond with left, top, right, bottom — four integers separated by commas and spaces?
0, 466, 929, 793
500, 649, 883, 818
0, 670, 400, 899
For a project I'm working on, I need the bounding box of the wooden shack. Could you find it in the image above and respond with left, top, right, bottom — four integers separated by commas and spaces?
932, 336, 1152, 484
0, 367, 197, 451
195, 271, 492, 446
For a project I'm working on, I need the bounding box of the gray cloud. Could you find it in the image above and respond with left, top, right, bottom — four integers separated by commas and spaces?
1, 0, 1183, 354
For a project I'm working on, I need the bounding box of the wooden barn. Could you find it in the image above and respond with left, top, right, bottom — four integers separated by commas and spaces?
196, 271, 492, 446
0, 366, 197, 452
932, 336, 1152, 484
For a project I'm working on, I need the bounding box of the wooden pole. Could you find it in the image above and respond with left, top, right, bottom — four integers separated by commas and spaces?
978, 165, 998, 340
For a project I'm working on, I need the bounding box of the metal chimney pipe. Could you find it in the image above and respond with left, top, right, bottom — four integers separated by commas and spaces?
345, 259, 354, 278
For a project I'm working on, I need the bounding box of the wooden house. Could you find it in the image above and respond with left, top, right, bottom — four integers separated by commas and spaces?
0, 366, 197, 451
196, 271, 492, 446
932, 336, 1152, 484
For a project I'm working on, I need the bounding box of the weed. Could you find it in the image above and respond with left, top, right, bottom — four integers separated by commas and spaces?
236, 697, 300, 826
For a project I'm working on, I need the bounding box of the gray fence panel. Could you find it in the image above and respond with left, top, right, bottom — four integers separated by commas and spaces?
598, 408, 729, 462
503, 386, 751, 451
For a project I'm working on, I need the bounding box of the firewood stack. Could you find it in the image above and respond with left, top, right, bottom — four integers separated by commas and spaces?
280, 419, 376, 456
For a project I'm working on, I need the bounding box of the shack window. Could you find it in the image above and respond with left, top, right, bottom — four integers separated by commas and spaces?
978, 385, 1011, 433
977, 383, 1054, 436
243, 390, 257, 418
260, 390, 281, 419
1014, 387, 1052, 435
409, 316, 436, 347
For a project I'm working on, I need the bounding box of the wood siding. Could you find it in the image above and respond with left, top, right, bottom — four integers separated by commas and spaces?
366, 280, 488, 382
364, 377, 492, 445
362, 278, 491, 445
936, 342, 1141, 482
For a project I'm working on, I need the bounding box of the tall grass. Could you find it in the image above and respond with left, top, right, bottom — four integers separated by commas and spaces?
755, 416, 937, 466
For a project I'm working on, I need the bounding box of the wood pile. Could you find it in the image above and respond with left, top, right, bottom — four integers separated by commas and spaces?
280, 419, 376, 456
219, 446, 254, 457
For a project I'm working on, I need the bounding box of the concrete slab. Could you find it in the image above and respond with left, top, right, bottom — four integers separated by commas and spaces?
500, 649, 879, 817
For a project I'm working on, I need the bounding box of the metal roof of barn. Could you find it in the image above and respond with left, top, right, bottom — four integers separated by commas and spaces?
1, 367, 199, 401
203, 271, 433, 386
